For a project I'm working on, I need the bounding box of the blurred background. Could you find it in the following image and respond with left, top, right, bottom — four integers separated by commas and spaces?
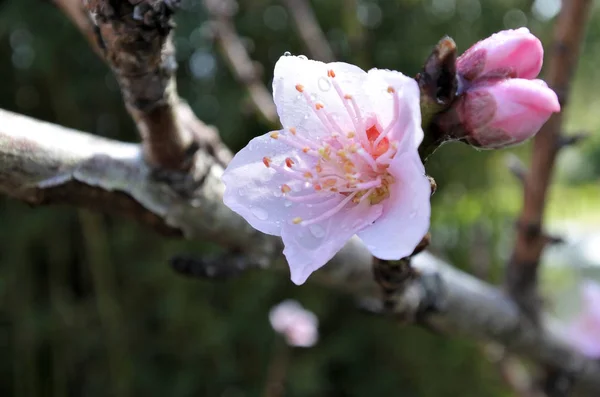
1, 0, 599, 396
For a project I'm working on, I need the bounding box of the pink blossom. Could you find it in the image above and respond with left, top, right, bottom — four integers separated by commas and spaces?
566, 281, 600, 358
222, 55, 430, 285
269, 300, 318, 347
457, 78, 560, 148
457, 28, 544, 81
449, 28, 560, 149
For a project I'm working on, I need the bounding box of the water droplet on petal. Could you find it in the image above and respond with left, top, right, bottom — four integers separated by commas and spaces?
309, 93, 317, 101
309, 224, 325, 238
273, 190, 282, 198
298, 55, 308, 60
318, 76, 331, 92
284, 200, 292, 207
251, 207, 269, 220
238, 188, 246, 196
283, 51, 291, 56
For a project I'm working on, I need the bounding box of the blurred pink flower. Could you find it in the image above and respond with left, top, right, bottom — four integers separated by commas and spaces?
567, 281, 600, 358
450, 28, 560, 149
269, 300, 318, 347
222, 55, 430, 285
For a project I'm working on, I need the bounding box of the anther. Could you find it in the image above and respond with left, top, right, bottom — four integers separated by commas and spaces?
387, 86, 395, 93
281, 184, 292, 193
292, 217, 303, 224
303, 171, 313, 178
344, 94, 352, 100
315, 103, 324, 110
289, 127, 297, 135
327, 69, 336, 78
295, 84, 304, 92
270, 131, 280, 139
262, 157, 272, 168
347, 131, 356, 138
285, 157, 295, 167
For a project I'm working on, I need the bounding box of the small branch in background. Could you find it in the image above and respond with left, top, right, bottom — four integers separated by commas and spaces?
170, 252, 260, 280
485, 344, 545, 397
506, 0, 592, 321
51, 0, 103, 57
506, 154, 529, 185
557, 131, 589, 150
280, 0, 335, 62
204, 0, 278, 124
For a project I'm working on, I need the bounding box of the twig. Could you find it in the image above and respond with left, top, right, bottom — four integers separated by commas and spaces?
506, 0, 592, 319
1, 108, 600, 394
280, 0, 335, 62
204, 0, 278, 124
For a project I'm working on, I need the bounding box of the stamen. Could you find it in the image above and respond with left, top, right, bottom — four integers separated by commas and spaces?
270, 131, 280, 139
373, 86, 400, 148
285, 157, 295, 168
295, 84, 304, 92
300, 192, 359, 226
356, 148, 379, 172
292, 217, 303, 224
263, 157, 272, 168
286, 191, 336, 203
281, 184, 292, 193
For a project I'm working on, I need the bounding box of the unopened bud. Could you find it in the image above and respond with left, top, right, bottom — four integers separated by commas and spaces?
457, 28, 543, 84
452, 78, 560, 148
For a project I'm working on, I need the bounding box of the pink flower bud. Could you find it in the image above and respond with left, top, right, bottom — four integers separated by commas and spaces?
457, 28, 544, 82
455, 78, 560, 148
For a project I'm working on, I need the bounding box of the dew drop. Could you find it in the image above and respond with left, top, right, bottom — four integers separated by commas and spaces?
318, 76, 332, 92
273, 190, 283, 198
304, 114, 309, 119
309, 224, 325, 238
238, 188, 246, 196
251, 206, 269, 220
310, 93, 317, 101
296, 94, 302, 100
284, 200, 292, 207
298, 55, 308, 60
283, 51, 291, 56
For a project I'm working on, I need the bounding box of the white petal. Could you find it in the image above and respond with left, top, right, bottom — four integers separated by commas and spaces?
272, 55, 372, 139
281, 199, 383, 285
222, 133, 317, 236
357, 151, 430, 259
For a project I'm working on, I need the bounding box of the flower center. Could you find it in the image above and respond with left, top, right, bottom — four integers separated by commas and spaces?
262, 69, 402, 226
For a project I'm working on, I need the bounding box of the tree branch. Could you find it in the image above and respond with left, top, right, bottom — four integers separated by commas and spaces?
204, 0, 278, 124
280, 0, 335, 62
507, 0, 592, 318
2, 108, 600, 395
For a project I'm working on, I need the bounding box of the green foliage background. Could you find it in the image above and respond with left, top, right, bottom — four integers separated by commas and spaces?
1, 1, 599, 396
